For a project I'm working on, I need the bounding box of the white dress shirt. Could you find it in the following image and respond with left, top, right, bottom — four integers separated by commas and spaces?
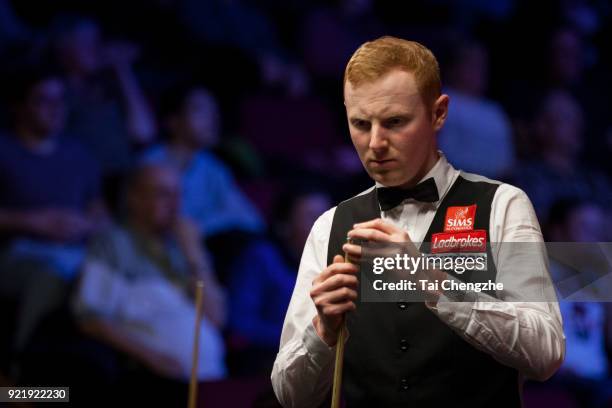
271, 153, 565, 408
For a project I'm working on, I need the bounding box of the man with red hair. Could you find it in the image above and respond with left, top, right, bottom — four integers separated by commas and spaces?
272, 36, 564, 407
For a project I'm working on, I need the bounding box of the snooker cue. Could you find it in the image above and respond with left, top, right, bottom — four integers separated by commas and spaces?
188, 280, 205, 408
331, 238, 352, 408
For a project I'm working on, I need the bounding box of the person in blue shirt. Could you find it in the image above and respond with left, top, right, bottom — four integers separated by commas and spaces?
227, 184, 330, 374
141, 84, 263, 237
0, 66, 105, 353
140, 84, 266, 282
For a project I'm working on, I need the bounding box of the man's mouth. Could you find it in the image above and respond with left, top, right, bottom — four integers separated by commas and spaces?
369, 159, 395, 168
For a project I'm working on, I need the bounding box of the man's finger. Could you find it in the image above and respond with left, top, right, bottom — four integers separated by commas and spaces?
314, 273, 359, 295
322, 301, 357, 316
348, 227, 390, 242
353, 218, 397, 234
342, 243, 362, 262
315, 286, 358, 306
313, 261, 359, 285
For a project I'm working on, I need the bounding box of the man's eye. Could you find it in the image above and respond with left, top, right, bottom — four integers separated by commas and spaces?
352, 120, 370, 130
384, 117, 407, 128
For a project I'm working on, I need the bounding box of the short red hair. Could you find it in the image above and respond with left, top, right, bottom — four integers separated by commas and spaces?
344, 36, 442, 107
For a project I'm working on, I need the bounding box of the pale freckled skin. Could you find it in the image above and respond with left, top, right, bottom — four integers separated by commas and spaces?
344, 69, 450, 188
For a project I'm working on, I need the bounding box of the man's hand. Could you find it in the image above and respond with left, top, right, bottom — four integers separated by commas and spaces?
344, 218, 445, 302
141, 348, 185, 379
344, 218, 419, 260
174, 217, 228, 328
24, 209, 93, 242
174, 217, 205, 267
311, 255, 359, 346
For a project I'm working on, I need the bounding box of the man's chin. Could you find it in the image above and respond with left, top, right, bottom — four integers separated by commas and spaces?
371, 172, 404, 187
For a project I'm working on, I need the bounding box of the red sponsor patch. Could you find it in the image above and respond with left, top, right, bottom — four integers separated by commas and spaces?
431, 230, 487, 253
444, 204, 477, 232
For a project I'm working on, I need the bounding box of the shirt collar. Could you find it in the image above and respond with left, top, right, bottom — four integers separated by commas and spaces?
375, 150, 458, 208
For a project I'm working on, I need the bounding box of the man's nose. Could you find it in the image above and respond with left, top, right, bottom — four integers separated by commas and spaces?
368, 124, 388, 151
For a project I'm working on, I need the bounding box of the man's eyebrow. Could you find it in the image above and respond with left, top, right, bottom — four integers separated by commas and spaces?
379, 109, 411, 117
348, 106, 412, 120
348, 114, 369, 121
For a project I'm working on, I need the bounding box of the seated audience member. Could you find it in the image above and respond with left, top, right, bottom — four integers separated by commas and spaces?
438, 39, 515, 179
0, 67, 104, 352
74, 163, 227, 381
227, 185, 330, 374
546, 198, 612, 407
53, 16, 155, 175
141, 85, 265, 278
142, 85, 263, 237
512, 89, 612, 220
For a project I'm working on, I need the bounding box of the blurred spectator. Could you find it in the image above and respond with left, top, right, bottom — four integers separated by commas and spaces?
548, 27, 586, 89
0, 66, 104, 353
546, 26, 612, 173
272, 186, 333, 267
500, 24, 612, 170
546, 198, 612, 408
53, 16, 155, 175
74, 163, 227, 381
141, 85, 264, 237
546, 198, 609, 244
227, 185, 331, 374
258, 53, 311, 98
511, 89, 612, 220
439, 39, 515, 179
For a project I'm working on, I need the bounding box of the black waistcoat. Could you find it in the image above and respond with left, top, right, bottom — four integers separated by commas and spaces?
325, 175, 520, 408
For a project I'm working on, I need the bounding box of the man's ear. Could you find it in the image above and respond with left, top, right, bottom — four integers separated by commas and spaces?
432, 94, 450, 132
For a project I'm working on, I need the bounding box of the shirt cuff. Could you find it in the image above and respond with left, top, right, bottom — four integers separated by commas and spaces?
302, 321, 336, 369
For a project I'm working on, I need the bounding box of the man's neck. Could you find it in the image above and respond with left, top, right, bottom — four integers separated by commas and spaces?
15, 125, 57, 154
128, 220, 167, 247
168, 139, 199, 169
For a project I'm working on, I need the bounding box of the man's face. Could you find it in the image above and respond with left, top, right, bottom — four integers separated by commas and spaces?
566, 204, 606, 242
131, 166, 181, 233
452, 44, 488, 96
550, 29, 583, 84
344, 69, 447, 188
289, 192, 331, 251
179, 89, 220, 149
21, 78, 67, 137
537, 91, 583, 155
59, 22, 102, 75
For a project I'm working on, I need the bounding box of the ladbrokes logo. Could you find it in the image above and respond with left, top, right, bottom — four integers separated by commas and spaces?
431, 230, 487, 253
444, 204, 477, 232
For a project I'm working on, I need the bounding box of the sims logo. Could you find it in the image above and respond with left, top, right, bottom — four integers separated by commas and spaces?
444, 205, 477, 232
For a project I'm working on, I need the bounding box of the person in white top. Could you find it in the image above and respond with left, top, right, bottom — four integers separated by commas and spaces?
271, 36, 564, 408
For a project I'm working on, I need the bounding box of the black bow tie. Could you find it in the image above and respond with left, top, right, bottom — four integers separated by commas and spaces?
376, 177, 439, 211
